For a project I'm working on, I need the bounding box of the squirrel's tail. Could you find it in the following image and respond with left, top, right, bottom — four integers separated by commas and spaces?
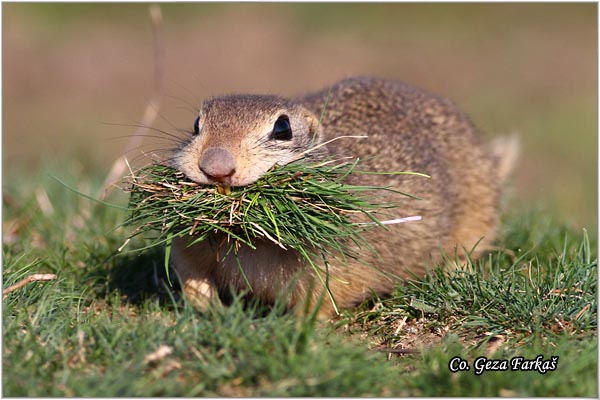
488, 134, 520, 184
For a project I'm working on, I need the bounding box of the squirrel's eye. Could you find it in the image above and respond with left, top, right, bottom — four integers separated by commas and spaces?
271, 115, 292, 141
193, 116, 200, 135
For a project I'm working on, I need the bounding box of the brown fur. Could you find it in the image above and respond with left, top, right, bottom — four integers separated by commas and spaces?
170, 76, 517, 316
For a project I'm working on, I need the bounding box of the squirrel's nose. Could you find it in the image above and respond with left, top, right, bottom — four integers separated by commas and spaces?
199, 147, 237, 181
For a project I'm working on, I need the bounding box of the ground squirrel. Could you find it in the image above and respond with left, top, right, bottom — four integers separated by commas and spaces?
170, 76, 517, 316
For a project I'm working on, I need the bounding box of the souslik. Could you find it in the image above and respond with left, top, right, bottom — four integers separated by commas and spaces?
170, 76, 518, 317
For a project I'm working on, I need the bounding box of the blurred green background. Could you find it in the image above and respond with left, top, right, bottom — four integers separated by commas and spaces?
3, 3, 597, 230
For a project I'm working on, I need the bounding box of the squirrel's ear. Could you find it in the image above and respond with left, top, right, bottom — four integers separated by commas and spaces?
303, 110, 323, 142
301, 109, 328, 158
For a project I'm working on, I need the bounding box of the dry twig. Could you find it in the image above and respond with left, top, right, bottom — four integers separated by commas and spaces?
3, 274, 57, 297
144, 345, 173, 365
100, 4, 165, 200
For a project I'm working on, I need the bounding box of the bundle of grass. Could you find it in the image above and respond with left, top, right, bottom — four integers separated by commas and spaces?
123, 157, 423, 287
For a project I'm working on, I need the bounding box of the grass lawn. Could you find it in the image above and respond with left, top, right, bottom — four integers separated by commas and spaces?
2, 161, 597, 396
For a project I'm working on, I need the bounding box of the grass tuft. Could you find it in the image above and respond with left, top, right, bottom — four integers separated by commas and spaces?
123, 157, 422, 307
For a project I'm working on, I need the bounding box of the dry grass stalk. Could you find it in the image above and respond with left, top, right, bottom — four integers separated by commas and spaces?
3, 274, 57, 297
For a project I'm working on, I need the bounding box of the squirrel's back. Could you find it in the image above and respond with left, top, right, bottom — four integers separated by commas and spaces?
299, 76, 515, 275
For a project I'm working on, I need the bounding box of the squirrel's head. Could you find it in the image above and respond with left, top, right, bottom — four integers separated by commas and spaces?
172, 94, 325, 186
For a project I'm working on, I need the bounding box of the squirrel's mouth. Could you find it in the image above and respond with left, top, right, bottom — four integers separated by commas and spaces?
215, 184, 231, 195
